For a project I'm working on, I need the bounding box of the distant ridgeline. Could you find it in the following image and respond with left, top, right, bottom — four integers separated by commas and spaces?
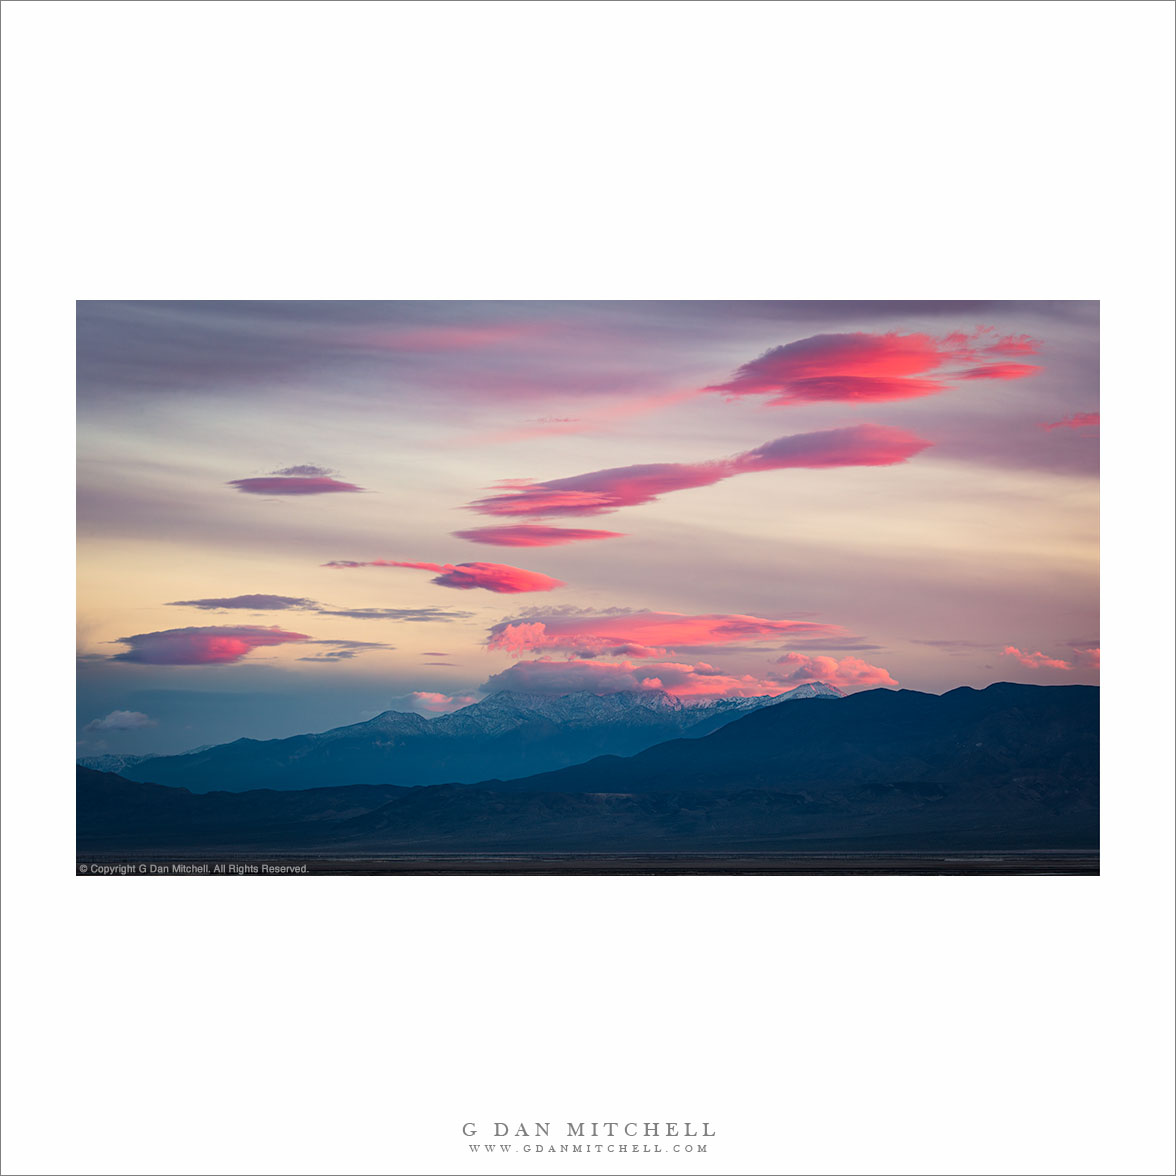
78, 683, 1098, 855
79, 683, 843, 793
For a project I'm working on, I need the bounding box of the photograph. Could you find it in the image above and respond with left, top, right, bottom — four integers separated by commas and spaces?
4, 3, 1171, 1173
76, 299, 1100, 876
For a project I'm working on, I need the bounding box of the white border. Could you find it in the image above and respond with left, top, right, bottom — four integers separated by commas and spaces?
3, 3, 1173, 1174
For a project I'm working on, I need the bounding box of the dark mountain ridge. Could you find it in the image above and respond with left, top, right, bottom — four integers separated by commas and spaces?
484, 682, 1098, 795
77, 684, 1098, 855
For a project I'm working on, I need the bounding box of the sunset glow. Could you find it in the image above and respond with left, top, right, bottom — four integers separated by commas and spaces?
76, 301, 1099, 753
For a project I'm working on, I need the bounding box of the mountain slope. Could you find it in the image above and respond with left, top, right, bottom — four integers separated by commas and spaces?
105, 684, 842, 793
77, 684, 1097, 854
473, 682, 1098, 798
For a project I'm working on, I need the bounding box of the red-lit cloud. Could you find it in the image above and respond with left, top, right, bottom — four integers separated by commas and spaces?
468, 424, 932, 518
706, 330, 1041, 406
1001, 645, 1072, 670
452, 525, 626, 547
982, 333, 1040, 356
229, 475, 364, 495
400, 691, 481, 714
1072, 645, 1100, 669
488, 611, 840, 658
482, 657, 797, 699
1041, 412, 1099, 430
111, 625, 310, 664
772, 652, 897, 689
956, 363, 1042, 381
324, 559, 564, 594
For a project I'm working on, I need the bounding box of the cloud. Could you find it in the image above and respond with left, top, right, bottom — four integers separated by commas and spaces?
771, 652, 897, 689
110, 625, 310, 664
467, 424, 931, 518
482, 657, 795, 699
84, 710, 157, 732
452, 525, 626, 547
955, 363, 1042, 381
271, 464, 333, 477
487, 610, 841, 658
228, 475, 365, 495
1072, 645, 1100, 669
705, 330, 1040, 406
296, 640, 392, 662
394, 691, 482, 714
167, 595, 472, 622
323, 560, 564, 594
1001, 645, 1072, 670
983, 333, 1041, 356
167, 594, 317, 611
313, 606, 475, 621
1040, 412, 1099, 430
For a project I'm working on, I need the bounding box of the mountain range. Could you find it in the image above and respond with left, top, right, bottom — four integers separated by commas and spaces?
77, 683, 1098, 855
87, 682, 843, 793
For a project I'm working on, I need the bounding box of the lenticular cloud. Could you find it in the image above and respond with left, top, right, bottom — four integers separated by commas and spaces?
487, 611, 841, 659
229, 475, 364, 495
323, 559, 564, 594
467, 423, 932, 518
110, 625, 310, 664
706, 330, 1040, 406
452, 525, 626, 547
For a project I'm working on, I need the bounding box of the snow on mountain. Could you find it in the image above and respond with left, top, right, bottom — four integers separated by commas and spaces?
100, 682, 847, 793
75, 752, 160, 774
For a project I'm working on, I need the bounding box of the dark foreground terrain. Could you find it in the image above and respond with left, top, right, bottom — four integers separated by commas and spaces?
76, 684, 1098, 873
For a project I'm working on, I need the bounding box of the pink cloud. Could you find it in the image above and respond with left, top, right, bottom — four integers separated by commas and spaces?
402, 691, 481, 714
111, 625, 310, 664
482, 657, 798, 699
488, 611, 841, 658
452, 525, 626, 547
467, 423, 931, 518
983, 333, 1041, 356
229, 475, 364, 495
772, 652, 897, 689
323, 559, 564, 594
705, 330, 1040, 405
1072, 646, 1100, 669
956, 362, 1042, 380
1040, 412, 1100, 430
1001, 645, 1073, 670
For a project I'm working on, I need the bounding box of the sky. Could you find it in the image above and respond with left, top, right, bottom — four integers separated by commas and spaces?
76, 300, 1099, 755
